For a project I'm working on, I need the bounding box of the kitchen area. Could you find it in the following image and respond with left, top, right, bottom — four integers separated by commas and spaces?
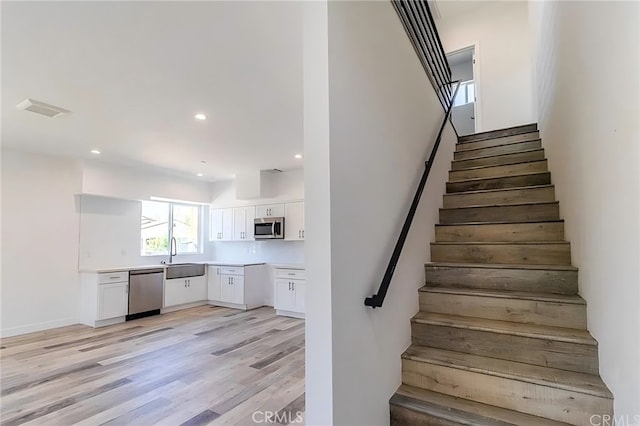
76, 167, 306, 331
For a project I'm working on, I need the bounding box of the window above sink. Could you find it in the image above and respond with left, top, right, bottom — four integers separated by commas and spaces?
141, 201, 202, 256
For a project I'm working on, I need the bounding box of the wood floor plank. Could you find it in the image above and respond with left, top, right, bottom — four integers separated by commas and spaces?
0, 306, 305, 426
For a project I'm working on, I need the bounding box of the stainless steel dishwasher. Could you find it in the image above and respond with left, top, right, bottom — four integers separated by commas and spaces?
127, 268, 164, 320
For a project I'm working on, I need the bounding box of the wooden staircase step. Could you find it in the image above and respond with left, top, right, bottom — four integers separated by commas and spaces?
456, 132, 540, 152
424, 262, 578, 295
436, 221, 564, 242
443, 185, 555, 208
451, 149, 546, 171
439, 202, 559, 224
446, 172, 551, 193
449, 160, 548, 181
391, 384, 569, 426
401, 346, 612, 424
458, 123, 538, 144
419, 287, 586, 329
411, 312, 599, 374
431, 241, 571, 265
454, 140, 542, 161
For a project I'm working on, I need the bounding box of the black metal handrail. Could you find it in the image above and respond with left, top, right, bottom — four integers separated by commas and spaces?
364, 0, 459, 309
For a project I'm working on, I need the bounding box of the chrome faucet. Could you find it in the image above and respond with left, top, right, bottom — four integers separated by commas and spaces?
169, 236, 177, 264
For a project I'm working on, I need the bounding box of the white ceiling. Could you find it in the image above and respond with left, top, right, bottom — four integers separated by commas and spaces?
1, 1, 303, 181
433, 0, 489, 22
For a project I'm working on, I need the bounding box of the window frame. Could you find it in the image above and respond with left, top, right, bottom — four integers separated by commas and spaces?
140, 201, 203, 257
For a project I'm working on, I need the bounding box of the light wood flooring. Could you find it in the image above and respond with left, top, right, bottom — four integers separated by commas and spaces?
0, 306, 305, 426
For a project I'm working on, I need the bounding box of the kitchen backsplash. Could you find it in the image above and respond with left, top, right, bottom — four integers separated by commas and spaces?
208, 240, 304, 264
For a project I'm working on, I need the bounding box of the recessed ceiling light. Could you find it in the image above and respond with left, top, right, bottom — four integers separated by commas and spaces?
196, 172, 204, 177
90, 149, 101, 155
294, 154, 303, 159
195, 113, 207, 120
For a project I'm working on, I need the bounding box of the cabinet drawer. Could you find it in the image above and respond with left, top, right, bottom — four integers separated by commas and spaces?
275, 269, 306, 280
221, 266, 244, 276
98, 271, 129, 284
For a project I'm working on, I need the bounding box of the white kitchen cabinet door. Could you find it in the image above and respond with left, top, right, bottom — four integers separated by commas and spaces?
275, 279, 296, 312
97, 282, 129, 320
255, 203, 285, 218
293, 281, 306, 313
285, 201, 304, 240
233, 208, 246, 241
220, 274, 234, 303
230, 275, 245, 305
207, 266, 221, 301
244, 207, 256, 240
188, 276, 207, 303
164, 278, 186, 307
210, 208, 233, 241
232, 207, 255, 241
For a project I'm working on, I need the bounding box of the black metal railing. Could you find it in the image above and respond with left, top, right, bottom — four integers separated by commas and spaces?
364, 0, 459, 309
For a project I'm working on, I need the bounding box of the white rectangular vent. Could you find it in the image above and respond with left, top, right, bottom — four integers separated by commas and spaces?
16, 98, 70, 118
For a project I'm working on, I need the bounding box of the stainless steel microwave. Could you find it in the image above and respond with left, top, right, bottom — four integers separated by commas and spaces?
254, 217, 285, 239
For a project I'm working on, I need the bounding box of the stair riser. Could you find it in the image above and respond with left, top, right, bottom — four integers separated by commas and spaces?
447, 173, 551, 193
411, 323, 599, 374
439, 203, 559, 225
402, 360, 611, 424
449, 160, 548, 182
390, 404, 461, 426
458, 124, 538, 143
451, 150, 545, 171
436, 222, 565, 242
419, 293, 587, 329
431, 243, 571, 265
456, 132, 540, 152
454, 140, 542, 161
424, 265, 578, 295
443, 186, 555, 208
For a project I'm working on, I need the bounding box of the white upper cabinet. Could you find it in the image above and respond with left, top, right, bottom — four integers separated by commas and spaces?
255, 203, 285, 218
232, 206, 255, 241
285, 201, 304, 241
210, 208, 233, 241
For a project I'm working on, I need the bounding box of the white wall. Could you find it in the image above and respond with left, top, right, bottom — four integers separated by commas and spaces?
304, 1, 457, 424
1, 149, 82, 336
210, 169, 304, 207
437, 1, 535, 132
78, 195, 209, 270
450, 59, 473, 82
529, 0, 640, 418
81, 160, 211, 204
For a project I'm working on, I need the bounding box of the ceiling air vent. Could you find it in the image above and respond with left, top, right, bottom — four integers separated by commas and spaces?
16, 98, 70, 118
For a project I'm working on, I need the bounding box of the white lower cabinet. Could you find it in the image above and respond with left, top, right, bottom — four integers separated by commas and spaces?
80, 271, 130, 327
207, 266, 222, 301
164, 276, 207, 308
98, 282, 129, 320
274, 268, 306, 318
208, 264, 266, 310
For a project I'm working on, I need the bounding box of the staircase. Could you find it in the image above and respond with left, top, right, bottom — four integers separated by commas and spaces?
389, 124, 613, 425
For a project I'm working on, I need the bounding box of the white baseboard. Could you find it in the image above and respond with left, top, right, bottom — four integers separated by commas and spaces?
1, 316, 79, 338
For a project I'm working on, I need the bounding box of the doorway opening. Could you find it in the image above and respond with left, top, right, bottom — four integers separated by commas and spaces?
447, 46, 478, 136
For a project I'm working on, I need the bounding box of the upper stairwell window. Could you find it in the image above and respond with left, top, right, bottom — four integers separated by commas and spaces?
453, 80, 475, 107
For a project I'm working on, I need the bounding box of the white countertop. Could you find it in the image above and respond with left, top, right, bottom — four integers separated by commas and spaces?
270, 263, 306, 270
80, 261, 268, 273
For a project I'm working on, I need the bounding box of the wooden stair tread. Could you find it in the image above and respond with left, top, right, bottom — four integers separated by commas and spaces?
448, 171, 550, 185
441, 201, 558, 211
444, 184, 554, 196
450, 158, 547, 172
452, 148, 545, 164
436, 219, 564, 226
458, 123, 538, 144
402, 345, 612, 398
432, 241, 569, 246
392, 384, 569, 426
418, 286, 585, 305
411, 312, 596, 345
425, 261, 578, 271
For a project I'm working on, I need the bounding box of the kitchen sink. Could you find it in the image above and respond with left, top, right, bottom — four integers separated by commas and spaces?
165, 263, 205, 279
